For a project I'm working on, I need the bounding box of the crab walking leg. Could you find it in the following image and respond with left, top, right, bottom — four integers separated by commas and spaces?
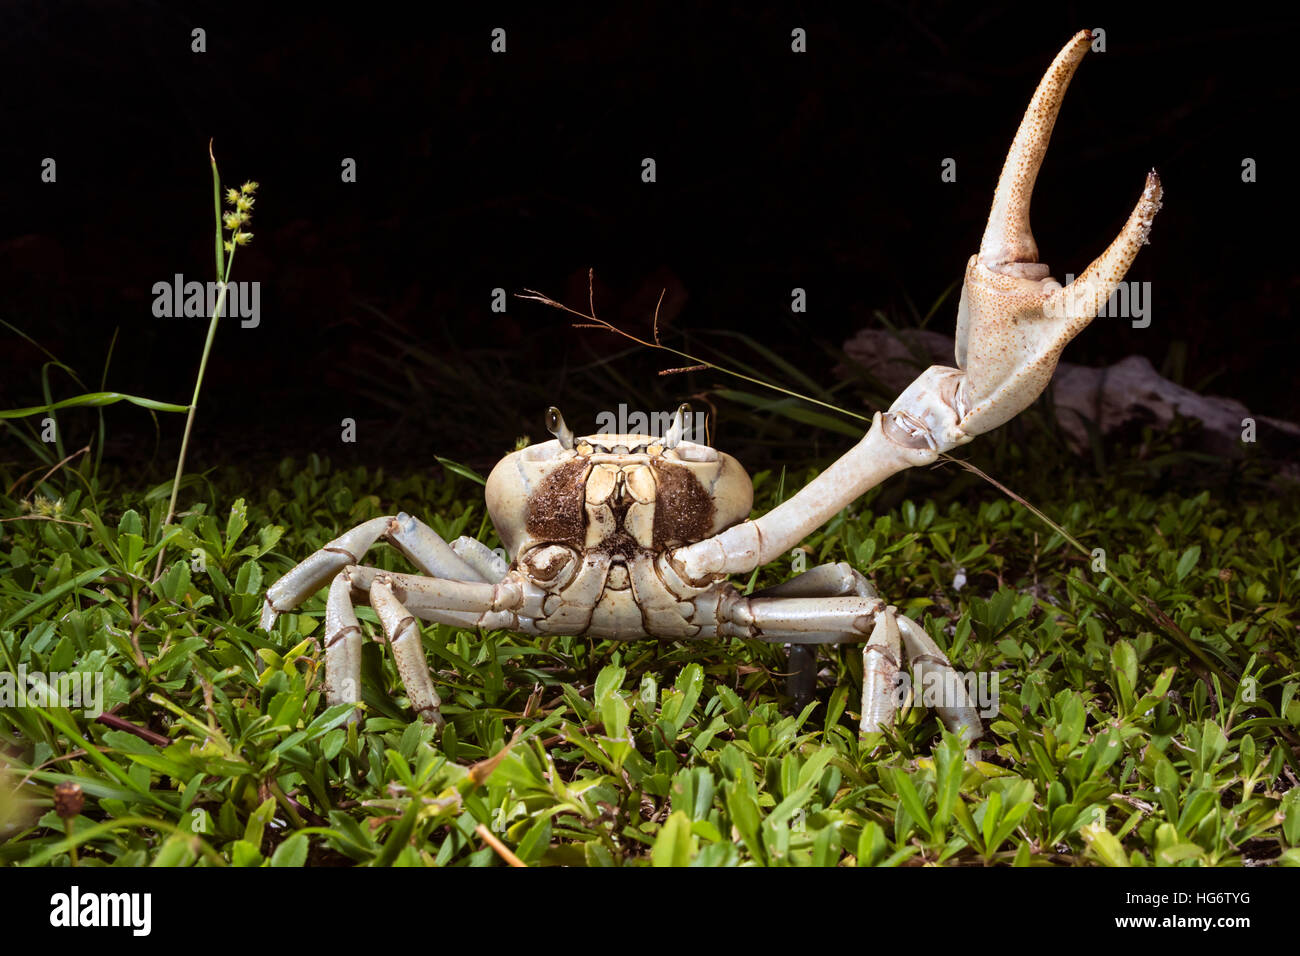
341, 566, 516, 629
713, 590, 972, 738
323, 571, 365, 724
715, 593, 886, 641
896, 615, 982, 743
386, 513, 484, 582
750, 563, 878, 706
450, 536, 511, 583
860, 609, 902, 735
715, 588, 902, 730
749, 562, 876, 599
261, 516, 392, 630
261, 513, 484, 631
369, 577, 444, 726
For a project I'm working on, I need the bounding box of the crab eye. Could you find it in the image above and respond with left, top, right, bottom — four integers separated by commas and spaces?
546, 406, 575, 450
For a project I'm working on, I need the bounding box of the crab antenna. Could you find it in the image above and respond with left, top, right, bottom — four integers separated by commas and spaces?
546, 406, 575, 449
664, 403, 690, 448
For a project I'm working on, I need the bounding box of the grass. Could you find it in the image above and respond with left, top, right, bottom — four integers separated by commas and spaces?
1, 417, 1298, 867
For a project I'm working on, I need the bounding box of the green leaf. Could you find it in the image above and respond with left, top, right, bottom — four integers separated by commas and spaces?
374, 800, 421, 867
244, 797, 277, 848
932, 736, 964, 828
1081, 822, 1129, 867
150, 834, 198, 867
811, 826, 840, 867
796, 747, 835, 793
667, 663, 704, 735
1175, 545, 1201, 582
225, 498, 250, 556
1197, 720, 1228, 770
1282, 789, 1300, 846
0, 391, 189, 418
856, 821, 886, 866
1176, 790, 1216, 837
726, 785, 765, 864
515, 816, 551, 864
230, 839, 263, 867
270, 832, 309, 867
1, 566, 108, 628
1110, 641, 1138, 715
435, 457, 486, 485
892, 769, 932, 839
651, 811, 696, 866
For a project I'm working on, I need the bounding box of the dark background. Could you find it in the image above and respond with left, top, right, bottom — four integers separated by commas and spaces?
1, 1, 1295, 476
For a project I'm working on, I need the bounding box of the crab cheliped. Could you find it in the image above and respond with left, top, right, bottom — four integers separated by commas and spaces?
262, 31, 1161, 743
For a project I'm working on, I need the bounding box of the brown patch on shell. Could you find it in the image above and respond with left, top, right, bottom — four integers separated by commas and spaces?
650, 459, 715, 549
596, 532, 642, 560
525, 459, 590, 550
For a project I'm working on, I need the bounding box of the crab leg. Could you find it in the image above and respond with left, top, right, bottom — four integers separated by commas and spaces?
895, 615, 982, 742
323, 570, 365, 723
672, 417, 932, 582
750, 562, 877, 706
713, 592, 885, 641
341, 565, 518, 627
317, 562, 533, 726
860, 610, 901, 735
450, 536, 511, 582
319, 567, 474, 727
386, 513, 484, 583
369, 577, 444, 726
261, 512, 486, 630
710, 587, 978, 741
262, 516, 391, 630
749, 561, 875, 599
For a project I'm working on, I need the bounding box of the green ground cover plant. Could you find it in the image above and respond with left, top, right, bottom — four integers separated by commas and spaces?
2, 424, 1297, 866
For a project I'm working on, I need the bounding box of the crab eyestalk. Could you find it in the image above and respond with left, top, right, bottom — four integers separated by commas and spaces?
546, 406, 575, 449
663, 402, 691, 448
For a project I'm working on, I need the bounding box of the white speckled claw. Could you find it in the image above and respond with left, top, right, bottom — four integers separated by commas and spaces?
953, 29, 1163, 439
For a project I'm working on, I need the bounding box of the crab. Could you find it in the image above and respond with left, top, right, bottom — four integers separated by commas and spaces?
261, 31, 1161, 743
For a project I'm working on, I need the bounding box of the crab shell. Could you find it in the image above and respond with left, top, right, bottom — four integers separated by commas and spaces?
485, 433, 753, 589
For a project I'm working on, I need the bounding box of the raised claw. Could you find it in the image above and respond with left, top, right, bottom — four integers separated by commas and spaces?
673, 30, 1165, 588
953, 29, 1163, 438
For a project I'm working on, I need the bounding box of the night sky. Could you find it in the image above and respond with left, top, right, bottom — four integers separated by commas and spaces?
1, 2, 1295, 474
